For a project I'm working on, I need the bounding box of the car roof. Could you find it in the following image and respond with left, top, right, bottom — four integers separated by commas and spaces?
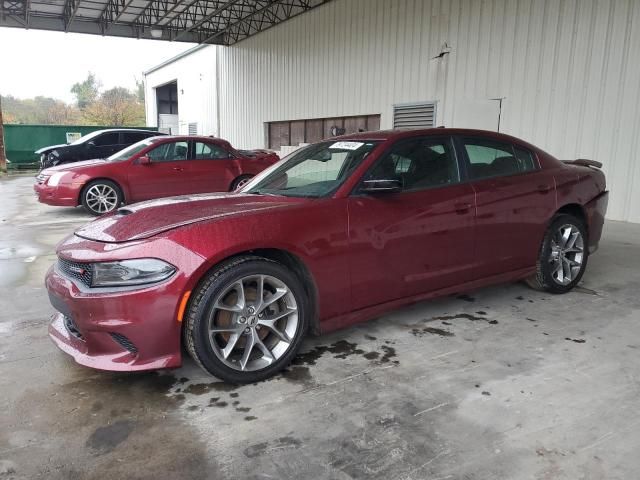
334, 127, 530, 144
149, 135, 231, 143
91, 128, 162, 134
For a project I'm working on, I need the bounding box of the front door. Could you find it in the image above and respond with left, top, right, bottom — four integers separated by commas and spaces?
347, 136, 476, 311
127, 140, 191, 201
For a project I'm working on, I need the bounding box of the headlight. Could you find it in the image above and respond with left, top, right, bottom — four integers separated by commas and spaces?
91, 259, 176, 287
36, 173, 50, 183
47, 172, 67, 187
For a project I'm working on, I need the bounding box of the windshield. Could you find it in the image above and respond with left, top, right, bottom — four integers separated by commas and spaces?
107, 138, 155, 162
245, 140, 381, 198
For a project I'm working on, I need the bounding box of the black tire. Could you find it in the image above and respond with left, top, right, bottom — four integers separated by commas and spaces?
184, 256, 309, 383
526, 213, 588, 294
81, 179, 124, 216
230, 175, 253, 192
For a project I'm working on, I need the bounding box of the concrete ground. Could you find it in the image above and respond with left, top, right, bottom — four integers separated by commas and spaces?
1, 175, 639, 480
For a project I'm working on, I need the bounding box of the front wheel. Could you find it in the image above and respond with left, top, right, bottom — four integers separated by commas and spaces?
184, 256, 309, 383
81, 180, 123, 216
526, 214, 588, 293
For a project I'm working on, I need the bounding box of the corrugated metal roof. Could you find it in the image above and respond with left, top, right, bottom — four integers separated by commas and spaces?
0, 0, 332, 45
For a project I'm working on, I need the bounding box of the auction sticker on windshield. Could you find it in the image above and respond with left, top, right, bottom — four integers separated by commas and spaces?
329, 141, 364, 150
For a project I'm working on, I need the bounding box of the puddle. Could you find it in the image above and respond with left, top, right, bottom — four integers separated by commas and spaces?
411, 327, 455, 337
565, 337, 586, 343
431, 313, 498, 325
573, 286, 599, 295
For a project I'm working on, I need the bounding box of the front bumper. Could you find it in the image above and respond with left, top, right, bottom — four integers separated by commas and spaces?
46, 262, 185, 372
34, 182, 79, 207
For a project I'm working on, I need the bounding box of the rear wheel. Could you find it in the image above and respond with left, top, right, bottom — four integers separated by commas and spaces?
526, 214, 588, 293
81, 180, 123, 216
184, 256, 308, 383
230, 175, 253, 192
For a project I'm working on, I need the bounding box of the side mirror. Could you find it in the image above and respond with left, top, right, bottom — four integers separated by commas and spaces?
138, 155, 151, 165
361, 179, 402, 194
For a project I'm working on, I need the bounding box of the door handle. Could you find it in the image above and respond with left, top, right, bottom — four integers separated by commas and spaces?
454, 202, 472, 214
537, 184, 552, 193
173, 167, 184, 172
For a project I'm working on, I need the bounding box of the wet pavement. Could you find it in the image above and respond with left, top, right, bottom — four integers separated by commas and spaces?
1, 174, 640, 480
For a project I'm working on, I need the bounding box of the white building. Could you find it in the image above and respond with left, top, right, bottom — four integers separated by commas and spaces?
144, 0, 640, 223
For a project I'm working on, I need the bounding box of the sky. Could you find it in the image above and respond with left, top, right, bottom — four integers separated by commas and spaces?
0, 28, 195, 103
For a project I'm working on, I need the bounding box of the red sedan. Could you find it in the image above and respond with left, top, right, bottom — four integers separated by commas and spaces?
45, 128, 608, 383
34, 135, 279, 215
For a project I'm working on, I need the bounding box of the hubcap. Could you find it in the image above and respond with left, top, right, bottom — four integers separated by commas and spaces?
208, 274, 298, 372
235, 177, 251, 190
86, 184, 118, 213
549, 224, 584, 285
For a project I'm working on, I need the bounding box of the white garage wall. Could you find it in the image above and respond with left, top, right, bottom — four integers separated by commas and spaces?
215, 0, 640, 223
144, 45, 218, 137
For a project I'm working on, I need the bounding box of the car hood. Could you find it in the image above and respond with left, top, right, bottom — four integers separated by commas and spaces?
42, 159, 107, 174
35, 143, 68, 154
74, 193, 303, 243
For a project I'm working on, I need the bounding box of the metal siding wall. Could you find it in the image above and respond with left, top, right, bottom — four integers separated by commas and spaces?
208, 0, 640, 222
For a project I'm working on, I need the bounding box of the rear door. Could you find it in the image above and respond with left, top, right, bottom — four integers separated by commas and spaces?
458, 136, 556, 278
127, 140, 191, 201
348, 136, 476, 309
186, 141, 240, 193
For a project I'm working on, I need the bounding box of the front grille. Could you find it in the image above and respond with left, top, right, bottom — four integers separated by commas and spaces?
64, 315, 85, 341
58, 258, 93, 287
109, 333, 138, 354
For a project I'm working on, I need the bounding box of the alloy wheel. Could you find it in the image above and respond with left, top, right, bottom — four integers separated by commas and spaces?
549, 224, 584, 285
234, 177, 252, 191
207, 274, 299, 372
85, 184, 119, 214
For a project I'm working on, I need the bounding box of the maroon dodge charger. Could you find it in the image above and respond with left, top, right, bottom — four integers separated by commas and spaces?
45, 128, 608, 383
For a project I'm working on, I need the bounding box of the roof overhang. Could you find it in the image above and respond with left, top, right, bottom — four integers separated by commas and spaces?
0, 0, 331, 44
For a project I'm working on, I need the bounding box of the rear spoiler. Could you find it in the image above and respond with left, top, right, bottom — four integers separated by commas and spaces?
563, 159, 603, 169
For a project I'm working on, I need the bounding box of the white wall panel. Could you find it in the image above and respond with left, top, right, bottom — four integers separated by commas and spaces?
149, 0, 640, 222
144, 45, 218, 137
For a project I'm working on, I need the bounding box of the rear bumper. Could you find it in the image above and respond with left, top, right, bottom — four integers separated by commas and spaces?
34, 182, 79, 207
585, 190, 608, 253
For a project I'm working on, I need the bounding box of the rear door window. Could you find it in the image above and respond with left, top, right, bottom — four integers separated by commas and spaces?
194, 142, 232, 159
462, 138, 537, 180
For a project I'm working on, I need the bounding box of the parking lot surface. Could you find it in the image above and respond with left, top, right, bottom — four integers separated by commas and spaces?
1, 175, 639, 480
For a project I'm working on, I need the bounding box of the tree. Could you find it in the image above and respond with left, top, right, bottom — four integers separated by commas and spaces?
82, 87, 145, 126
0, 95, 80, 125
71, 72, 101, 109
135, 78, 145, 104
